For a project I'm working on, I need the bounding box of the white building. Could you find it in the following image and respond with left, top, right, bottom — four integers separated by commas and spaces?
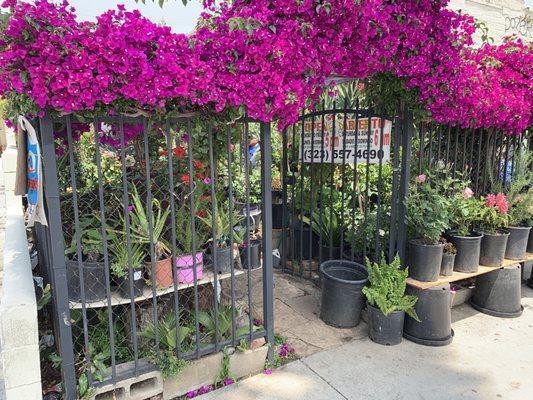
448, 0, 532, 43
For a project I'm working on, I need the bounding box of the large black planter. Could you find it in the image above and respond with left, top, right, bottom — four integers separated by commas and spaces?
404, 284, 453, 346
479, 230, 509, 267
440, 253, 455, 276
241, 241, 261, 270
450, 232, 483, 273
320, 260, 368, 328
527, 228, 533, 253
290, 224, 319, 259
367, 305, 405, 346
505, 226, 531, 260
66, 260, 107, 302
211, 246, 233, 274
408, 240, 443, 282
320, 243, 342, 261
470, 265, 523, 318
117, 268, 145, 299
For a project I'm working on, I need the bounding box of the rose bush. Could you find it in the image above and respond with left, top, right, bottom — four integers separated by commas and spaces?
0, 0, 531, 134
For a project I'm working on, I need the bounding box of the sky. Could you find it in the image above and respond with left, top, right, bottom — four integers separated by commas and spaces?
69, 0, 203, 34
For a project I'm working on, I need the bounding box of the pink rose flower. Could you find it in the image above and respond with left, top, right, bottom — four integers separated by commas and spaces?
416, 174, 426, 183
463, 187, 474, 200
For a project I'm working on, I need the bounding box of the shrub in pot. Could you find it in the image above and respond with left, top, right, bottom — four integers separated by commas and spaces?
448, 185, 483, 273
362, 254, 420, 346
405, 174, 449, 282
478, 193, 509, 267
440, 242, 456, 276
505, 188, 533, 260
199, 201, 244, 274
176, 201, 207, 284
109, 236, 146, 299
128, 187, 173, 289
65, 216, 111, 302
302, 204, 344, 261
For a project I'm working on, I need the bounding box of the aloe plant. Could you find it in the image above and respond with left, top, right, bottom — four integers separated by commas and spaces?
301, 204, 344, 247
140, 313, 191, 351
108, 236, 145, 278
198, 201, 244, 248
128, 186, 170, 259
198, 306, 254, 342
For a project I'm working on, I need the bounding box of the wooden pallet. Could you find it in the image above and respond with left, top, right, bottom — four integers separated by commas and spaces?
406, 253, 533, 290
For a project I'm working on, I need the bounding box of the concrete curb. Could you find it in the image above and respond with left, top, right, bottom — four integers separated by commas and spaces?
0, 130, 42, 400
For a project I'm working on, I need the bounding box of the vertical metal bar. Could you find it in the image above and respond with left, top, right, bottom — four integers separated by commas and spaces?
461, 126, 468, 171
482, 129, 492, 193
260, 122, 275, 361
418, 123, 424, 173
308, 111, 316, 277
436, 125, 443, 164
226, 125, 237, 346
503, 132, 511, 189
350, 100, 360, 261
142, 119, 160, 354
39, 111, 77, 398
93, 119, 117, 382
375, 116, 385, 257
339, 99, 348, 259
281, 128, 289, 273
388, 116, 401, 263
290, 124, 297, 274
428, 123, 434, 167
363, 111, 372, 260
397, 110, 413, 265
452, 127, 459, 178
243, 119, 253, 342
445, 126, 451, 167
65, 116, 92, 384
475, 128, 484, 194
207, 125, 220, 351
318, 104, 326, 267
298, 114, 305, 272
469, 128, 476, 175
119, 117, 140, 372
165, 121, 181, 359
186, 119, 201, 358
329, 102, 337, 260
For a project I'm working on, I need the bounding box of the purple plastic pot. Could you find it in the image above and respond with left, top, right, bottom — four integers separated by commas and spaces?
176, 252, 204, 284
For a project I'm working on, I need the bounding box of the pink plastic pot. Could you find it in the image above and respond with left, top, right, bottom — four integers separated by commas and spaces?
176, 252, 203, 284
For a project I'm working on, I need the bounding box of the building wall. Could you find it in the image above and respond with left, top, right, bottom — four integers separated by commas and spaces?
448, 0, 532, 43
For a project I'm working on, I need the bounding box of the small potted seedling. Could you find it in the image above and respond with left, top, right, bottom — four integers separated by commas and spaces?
109, 236, 146, 299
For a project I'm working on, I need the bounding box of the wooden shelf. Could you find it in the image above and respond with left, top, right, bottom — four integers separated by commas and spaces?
406, 253, 533, 290
70, 269, 246, 309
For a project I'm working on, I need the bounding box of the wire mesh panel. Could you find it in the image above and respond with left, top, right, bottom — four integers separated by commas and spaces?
37, 113, 273, 397
280, 101, 414, 281
417, 125, 531, 195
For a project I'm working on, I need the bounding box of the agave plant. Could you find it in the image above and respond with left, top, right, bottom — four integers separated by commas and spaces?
198, 201, 244, 248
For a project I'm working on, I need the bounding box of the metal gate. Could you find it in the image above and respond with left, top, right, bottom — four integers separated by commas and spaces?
278, 101, 415, 280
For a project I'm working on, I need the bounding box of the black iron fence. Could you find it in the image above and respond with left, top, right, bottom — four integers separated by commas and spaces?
279, 101, 415, 279
35, 112, 274, 398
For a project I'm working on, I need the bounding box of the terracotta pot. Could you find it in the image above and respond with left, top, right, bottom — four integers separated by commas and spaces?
145, 257, 173, 289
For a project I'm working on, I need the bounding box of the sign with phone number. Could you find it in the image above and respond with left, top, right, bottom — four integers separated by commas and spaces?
301, 115, 392, 164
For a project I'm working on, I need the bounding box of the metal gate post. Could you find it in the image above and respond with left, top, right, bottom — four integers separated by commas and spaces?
260, 122, 275, 360
39, 112, 78, 398
396, 110, 413, 266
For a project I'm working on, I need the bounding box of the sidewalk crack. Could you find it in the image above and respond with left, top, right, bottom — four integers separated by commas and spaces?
300, 359, 349, 400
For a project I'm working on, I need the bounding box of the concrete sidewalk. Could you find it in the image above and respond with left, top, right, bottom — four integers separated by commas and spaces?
200, 283, 533, 400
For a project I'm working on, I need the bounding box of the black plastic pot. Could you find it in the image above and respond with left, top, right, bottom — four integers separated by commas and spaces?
505, 226, 532, 260
320, 260, 368, 328
450, 232, 483, 273
470, 265, 523, 318
241, 241, 261, 269
272, 203, 284, 229
291, 224, 319, 259
367, 305, 405, 346
479, 230, 509, 267
66, 260, 107, 302
440, 253, 455, 276
117, 268, 145, 299
408, 240, 443, 282
528, 228, 533, 253
403, 284, 453, 346
214, 246, 233, 274
320, 243, 342, 261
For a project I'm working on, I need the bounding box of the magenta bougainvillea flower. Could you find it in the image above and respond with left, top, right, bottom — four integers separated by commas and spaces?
0, 0, 531, 134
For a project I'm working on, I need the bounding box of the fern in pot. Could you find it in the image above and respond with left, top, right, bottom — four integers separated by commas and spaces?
362, 255, 419, 346
405, 174, 450, 282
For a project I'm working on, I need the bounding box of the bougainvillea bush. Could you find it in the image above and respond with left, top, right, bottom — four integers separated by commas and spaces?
0, 0, 531, 133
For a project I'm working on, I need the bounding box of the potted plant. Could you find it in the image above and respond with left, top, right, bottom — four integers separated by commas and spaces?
448, 185, 483, 273
505, 187, 533, 260
478, 193, 509, 267
175, 202, 206, 284
199, 201, 244, 274
362, 254, 419, 346
109, 236, 146, 299
405, 174, 449, 282
303, 204, 344, 261
440, 242, 456, 276
65, 215, 111, 302
240, 232, 262, 270
129, 187, 172, 288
